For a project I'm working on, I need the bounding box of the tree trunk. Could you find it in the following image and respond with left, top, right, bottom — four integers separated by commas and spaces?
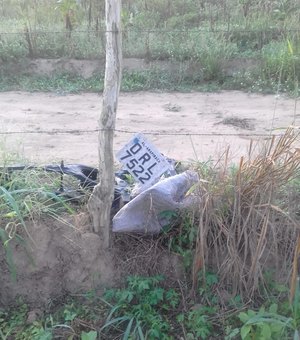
88, 0, 122, 248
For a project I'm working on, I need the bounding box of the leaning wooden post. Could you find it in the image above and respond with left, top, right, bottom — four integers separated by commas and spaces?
88, 0, 122, 247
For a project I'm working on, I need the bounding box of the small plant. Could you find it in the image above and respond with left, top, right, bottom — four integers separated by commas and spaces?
0, 295, 106, 339
229, 298, 300, 340
177, 305, 216, 339
162, 211, 197, 270
0, 303, 51, 340
237, 304, 288, 339
198, 270, 219, 305
101, 275, 179, 339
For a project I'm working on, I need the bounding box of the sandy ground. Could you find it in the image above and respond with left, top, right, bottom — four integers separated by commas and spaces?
0, 91, 299, 166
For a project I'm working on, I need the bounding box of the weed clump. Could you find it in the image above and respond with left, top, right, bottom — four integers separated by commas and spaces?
192, 127, 300, 301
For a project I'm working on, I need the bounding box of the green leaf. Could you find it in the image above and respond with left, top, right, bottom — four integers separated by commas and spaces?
287, 39, 294, 55
37, 331, 53, 340
176, 313, 184, 323
166, 289, 179, 308
81, 331, 97, 340
138, 280, 150, 292
136, 321, 146, 340
120, 290, 134, 303
186, 333, 195, 340
106, 304, 122, 321
225, 327, 240, 339
240, 325, 251, 339
0, 228, 17, 281
260, 323, 271, 339
100, 316, 130, 332
63, 309, 77, 322
247, 310, 256, 318
123, 317, 134, 340
3, 211, 17, 218
268, 304, 278, 314
270, 322, 284, 333
246, 314, 291, 326
239, 312, 250, 323
206, 272, 218, 286
148, 288, 164, 305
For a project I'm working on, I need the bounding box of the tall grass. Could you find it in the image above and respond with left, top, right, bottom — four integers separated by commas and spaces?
0, 1, 299, 93
192, 127, 300, 300
0, 0, 299, 61
261, 38, 300, 94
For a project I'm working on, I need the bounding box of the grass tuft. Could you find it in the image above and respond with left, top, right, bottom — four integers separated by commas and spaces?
192, 127, 300, 300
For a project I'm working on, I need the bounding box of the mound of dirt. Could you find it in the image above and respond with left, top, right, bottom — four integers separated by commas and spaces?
0, 57, 259, 79
0, 213, 184, 307
0, 213, 114, 306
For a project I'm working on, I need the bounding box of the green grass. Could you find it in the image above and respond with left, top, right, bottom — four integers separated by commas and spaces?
1, 32, 299, 95
0, 274, 218, 339
0, 1, 299, 95
0, 157, 78, 280
1, 273, 300, 339
0, 73, 104, 93
0, 295, 106, 340
0, 0, 299, 61
0, 67, 298, 96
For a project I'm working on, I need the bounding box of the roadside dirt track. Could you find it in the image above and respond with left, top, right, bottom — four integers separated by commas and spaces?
0, 91, 299, 166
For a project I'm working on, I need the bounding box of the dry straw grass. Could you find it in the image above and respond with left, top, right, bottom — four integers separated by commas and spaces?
193, 127, 300, 301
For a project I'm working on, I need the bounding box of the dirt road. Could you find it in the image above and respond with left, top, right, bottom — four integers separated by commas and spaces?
0, 91, 299, 166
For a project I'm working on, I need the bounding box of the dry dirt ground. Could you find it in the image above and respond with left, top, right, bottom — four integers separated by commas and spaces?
0, 91, 299, 166
0, 213, 184, 306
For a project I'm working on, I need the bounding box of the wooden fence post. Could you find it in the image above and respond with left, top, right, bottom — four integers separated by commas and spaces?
88, 0, 122, 248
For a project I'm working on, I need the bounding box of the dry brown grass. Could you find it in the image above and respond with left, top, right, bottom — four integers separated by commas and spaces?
193, 127, 300, 301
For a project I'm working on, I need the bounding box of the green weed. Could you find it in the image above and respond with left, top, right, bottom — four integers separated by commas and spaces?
227, 282, 300, 340
227, 303, 296, 340
261, 39, 300, 91
0, 303, 52, 340
177, 306, 215, 340
101, 275, 179, 339
1, 66, 298, 95
162, 212, 197, 270
0, 295, 106, 339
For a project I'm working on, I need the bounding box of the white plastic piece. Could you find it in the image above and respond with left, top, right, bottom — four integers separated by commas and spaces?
112, 170, 199, 234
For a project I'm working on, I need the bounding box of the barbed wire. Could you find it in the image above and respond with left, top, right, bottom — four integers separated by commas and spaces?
1, 28, 300, 35
0, 128, 283, 137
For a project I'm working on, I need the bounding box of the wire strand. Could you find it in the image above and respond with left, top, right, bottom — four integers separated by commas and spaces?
0, 128, 283, 137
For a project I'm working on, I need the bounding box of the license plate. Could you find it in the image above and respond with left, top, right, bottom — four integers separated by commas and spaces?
116, 133, 171, 187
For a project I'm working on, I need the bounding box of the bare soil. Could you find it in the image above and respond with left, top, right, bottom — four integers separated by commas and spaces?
1, 57, 259, 79
0, 213, 184, 307
0, 91, 299, 166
